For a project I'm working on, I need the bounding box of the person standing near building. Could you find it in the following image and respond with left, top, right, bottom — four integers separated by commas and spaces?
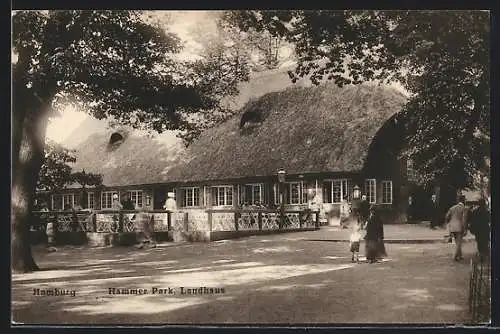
307, 189, 321, 226
46, 218, 57, 252
429, 194, 441, 229
339, 199, 350, 229
163, 192, 177, 230
358, 195, 370, 229
364, 205, 381, 263
111, 194, 123, 232
445, 195, 469, 262
112, 194, 123, 210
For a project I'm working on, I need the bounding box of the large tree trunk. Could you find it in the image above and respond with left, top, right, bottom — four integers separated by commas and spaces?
11, 101, 50, 273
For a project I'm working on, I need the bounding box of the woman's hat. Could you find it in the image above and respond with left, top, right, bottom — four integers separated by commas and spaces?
113, 194, 119, 199
167, 192, 175, 198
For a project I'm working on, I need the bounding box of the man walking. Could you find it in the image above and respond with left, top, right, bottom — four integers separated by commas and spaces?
445, 195, 468, 262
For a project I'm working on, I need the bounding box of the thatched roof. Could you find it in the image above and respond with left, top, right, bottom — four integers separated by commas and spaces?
166, 83, 407, 183
70, 82, 407, 187
70, 129, 185, 187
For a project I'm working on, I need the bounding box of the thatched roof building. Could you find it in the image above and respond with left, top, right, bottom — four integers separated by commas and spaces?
69, 82, 407, 187
167, 83, 407, 183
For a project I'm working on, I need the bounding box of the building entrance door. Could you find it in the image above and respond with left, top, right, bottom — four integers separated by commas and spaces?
408, 186, 433, 221
153, 188, 167, 210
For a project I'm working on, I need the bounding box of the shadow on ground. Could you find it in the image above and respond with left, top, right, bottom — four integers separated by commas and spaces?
12, 236, 477, 325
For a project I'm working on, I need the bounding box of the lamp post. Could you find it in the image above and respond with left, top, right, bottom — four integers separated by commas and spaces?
352, 185, 361, 224
278, 169, 286, 229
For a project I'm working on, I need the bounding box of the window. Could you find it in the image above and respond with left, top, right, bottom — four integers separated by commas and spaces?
273, 183, 279, 205
87, 192, 95, 209
51, 193, 74, 210
128, 190, 143, 208
407, 159, 417, 180
180, 187, 200, 207
212, 186, 233, 207
285, 182, 306, 205
323, 179, 350, 203
239, 184, 263, 205
63, 194, 74, 210
381, 181, 393, 204
101, 191, 119, 209
364, 179, 376, 204
51, 194, 62, 210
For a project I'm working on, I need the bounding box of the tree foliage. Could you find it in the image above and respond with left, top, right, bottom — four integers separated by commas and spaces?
36, 141, 103, 208
70, 169, 103, 188
11, 10, 249, 272
224, 10, 490, 189
37, 140, 76, 192
13, 10, 249, 140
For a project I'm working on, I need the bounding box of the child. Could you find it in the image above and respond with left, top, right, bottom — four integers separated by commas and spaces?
349, 222, 362, 263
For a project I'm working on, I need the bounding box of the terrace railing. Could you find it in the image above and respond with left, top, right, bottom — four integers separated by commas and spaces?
31, 210, 176, 233
32, 208, 320, 234
207, 208, 320, 232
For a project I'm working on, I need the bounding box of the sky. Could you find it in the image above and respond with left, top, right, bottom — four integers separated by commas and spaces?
44, 10, 408, 144
46, 10, 213, 144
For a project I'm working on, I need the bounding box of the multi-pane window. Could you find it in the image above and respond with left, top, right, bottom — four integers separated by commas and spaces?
285, 182, 306, 205
128, 190, 143, 208
364, 179, 377, 204
323, 179, 350, 203
181, 187, 200, 207
407, 159, 418, 181
212, 186, 233, 207
273, 183, 279, 205
51, 194, 74, 210
240, 184, 263, 205
63, 194, 74, 210
87, 192, 95, 209
101, 191, 119, 209
381, 181, 393, 204
51, 194, 62, 210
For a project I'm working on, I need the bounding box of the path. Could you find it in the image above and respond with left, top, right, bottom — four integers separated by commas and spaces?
12, 226, 478, 325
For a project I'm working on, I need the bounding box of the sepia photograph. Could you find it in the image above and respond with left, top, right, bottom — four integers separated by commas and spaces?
11, 9, 491, 326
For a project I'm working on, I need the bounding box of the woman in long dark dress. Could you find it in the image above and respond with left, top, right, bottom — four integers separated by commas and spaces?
376, 208, 387, 259
364, 205, 381, 263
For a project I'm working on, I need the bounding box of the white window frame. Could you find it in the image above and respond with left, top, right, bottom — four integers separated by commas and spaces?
273, 183, 279, 205
51, 194, 60, 210
212, 185, 234, 207
324, 179, 350, 204
287, 182, 303, 205
181, 187, 200, 208
128, 190, 143, 208
61, 193, 74, 210
101, 191, 119, 209
241, 183, 263, 206
51, 194, 74, 210
364, 179, 377, 204
87, 192, 95, 209
381, 180, 393, 204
